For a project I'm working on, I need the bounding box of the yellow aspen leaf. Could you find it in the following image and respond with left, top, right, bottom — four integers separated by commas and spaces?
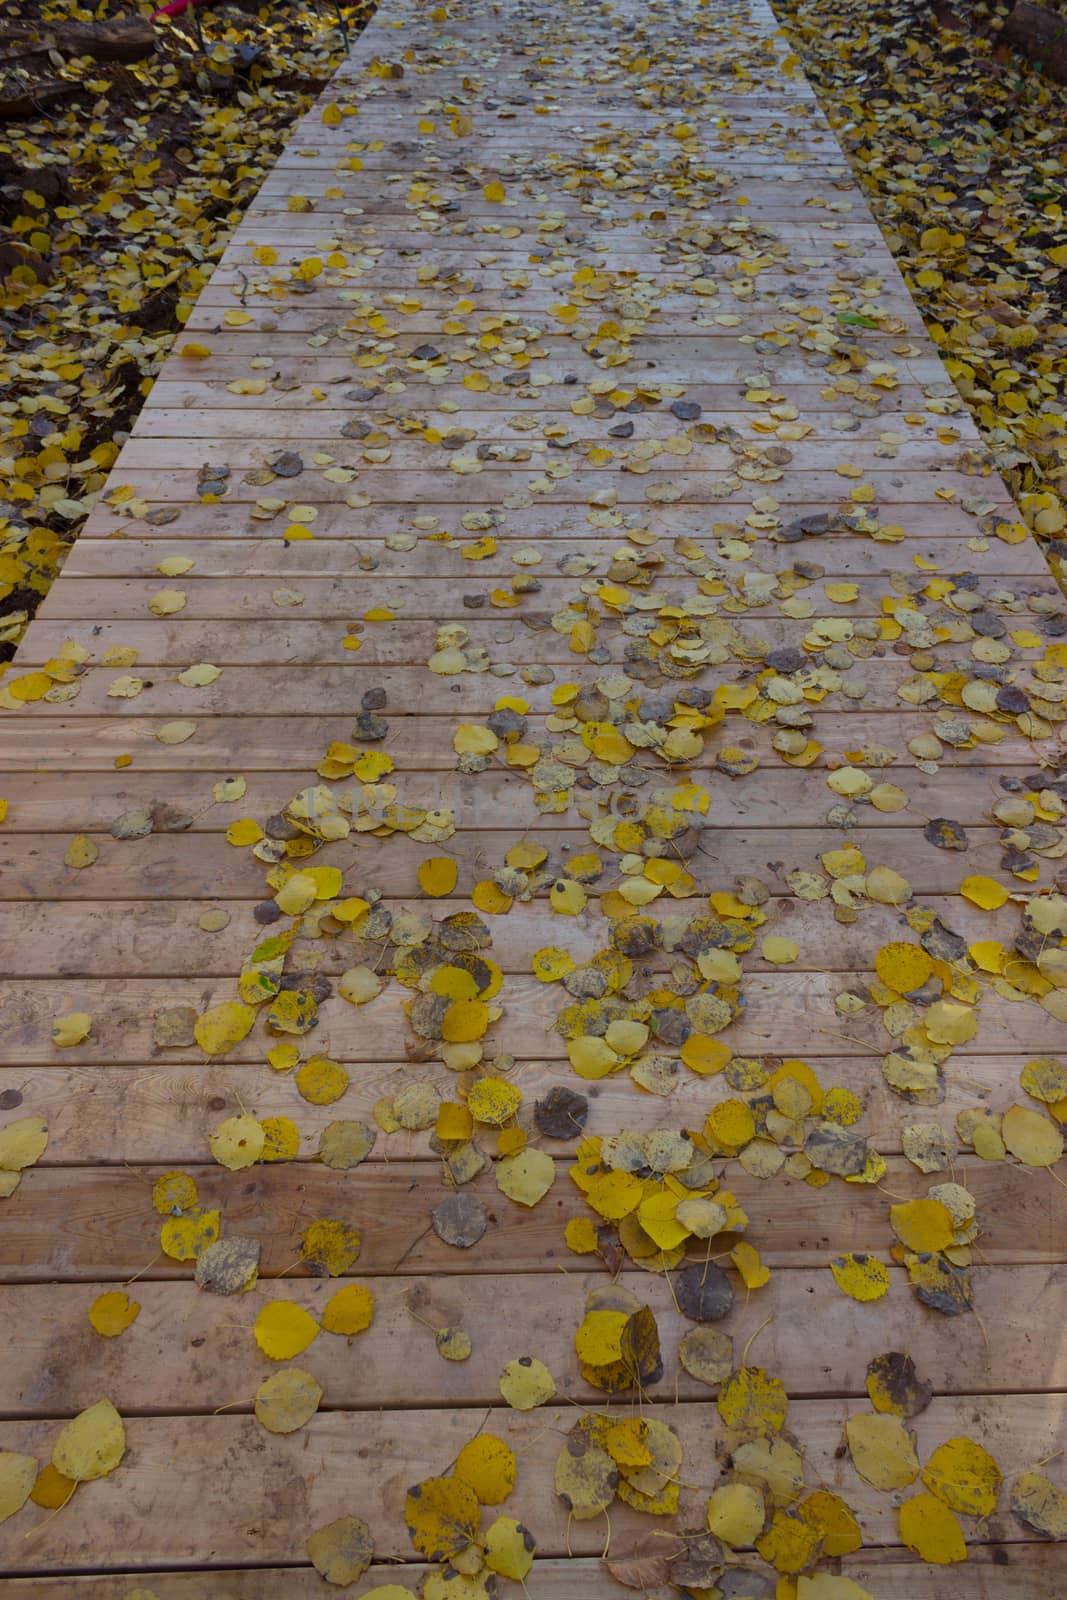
300, 1218, 361, 1276
467, 1077, 521, 1124
585, 1168, 643, 1219
338, 967, 382, 1005
549, 878, 586, 915
454, 1435, 517, 1505
194, 1002, 256, 1057
30, 1463, 76, 1510
405, 1476, 480, 1559
681, 1034, 732, 1076
874, 942, 934, 993
922, 1437, 1002, 1517
890, 1198, 955, 1253
436, 1102, 473, 1141
260, 1116, 299, 1162
898, 1492, 967, 1564
531, 946, 576, 982
418, 856, 458, 897
6, 672, 51, 702
453, 723, 497, 755
831, 1248, 889, 1299
797, 1580, 875, 1600
226, 818, 263, 847
846, 1412, 920, 1490
52, 1400, 125, 1482
442, 998, 489, 1043
732, 1240, 770, 1289
64, 835, 98, 869
717, 1367, 788, 1437
214, 777, 246, 803
796, 1489, 863, 1557
496, 1148, 554, 1206
960, 875, 1009, 910
565, 1216, 599, 1254
755, 1509, 822, 1574
483, 181, 505, 201
208, 1115, 264, 1171
321, 1284, 375, 1336
275, 872, 317, 915
255, 1368, 322, 1434
157, 719, 197, 745
484, 1514, 535, 1580
499, 1356, 556, 1410
0, 1117, 48, 1172
254, 1301, 320, 1361
436, 1329, 472, 1363
52, 1012, 92, 1048
152, 1170, 198, 1215
472, 880, 512, 914
1010, 1472, 1067, 1536
568, 1035, 619, 1079
924, 999, 977, 1046
1001, 1104, 1063, 1167
177, 662, 220, 687
88, 1292, 140, 1338
160, 1208, 219, 1261
705, 1098, 756, 1151
295, 1055, 349, 1104
706, 1481, 765, 1545
0, 1453, 38, 1524
306, 1516, 373, 1586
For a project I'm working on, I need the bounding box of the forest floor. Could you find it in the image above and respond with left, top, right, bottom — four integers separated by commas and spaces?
774, 0, 1067, 583
0, 0, 375, 665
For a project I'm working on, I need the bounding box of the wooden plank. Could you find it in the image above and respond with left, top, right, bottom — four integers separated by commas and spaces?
0, 764, 1056, 832
4, 1552, 1064, 1599
0, 1397, 1062, 1569
0, 1052, 1032, 1163
8, 658, 1059, 718
0, 896, 1027, 974
144, 378, 965, 413
35, 573, 1050, 620
140, 352, 967, 386
0, 1158, 1062, 1281
2, 971, 1063, 1066
0, 826, 1053, 901
88, 440, 1002, 481
55, 467, 1021, 508
75, 505, 1029, 548
58, 539, 1052, 583
19, 612, 1060, 669
0, 713, 1052, 770
3, 1267, 1064, 1415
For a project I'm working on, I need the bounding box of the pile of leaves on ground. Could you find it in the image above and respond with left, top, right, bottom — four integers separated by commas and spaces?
0, 0, 374, 663
774, 0, 1067, 587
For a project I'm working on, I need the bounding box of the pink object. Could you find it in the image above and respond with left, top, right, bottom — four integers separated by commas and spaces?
151, 0, 209, 19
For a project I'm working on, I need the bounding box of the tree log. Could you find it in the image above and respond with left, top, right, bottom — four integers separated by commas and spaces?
0, 78, 77, 120
65, 22, 158, 63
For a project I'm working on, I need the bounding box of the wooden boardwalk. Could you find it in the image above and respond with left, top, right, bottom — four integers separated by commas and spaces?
1, 0, 1066, 1592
